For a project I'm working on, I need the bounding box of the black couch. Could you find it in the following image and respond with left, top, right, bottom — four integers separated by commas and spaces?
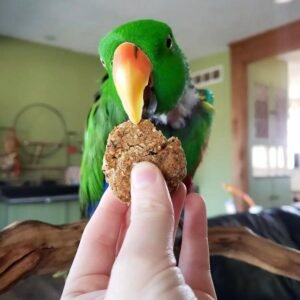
208, 203, 300, 300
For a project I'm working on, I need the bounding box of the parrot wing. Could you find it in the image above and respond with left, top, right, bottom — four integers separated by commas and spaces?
80, 82, 126, 217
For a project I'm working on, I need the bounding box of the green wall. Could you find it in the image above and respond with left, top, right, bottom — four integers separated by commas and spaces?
0, 36, 104, 183
190, 53, 292, 215
0, 36, 232, 217
190, 52, 231, 216
248, 57, 292, 208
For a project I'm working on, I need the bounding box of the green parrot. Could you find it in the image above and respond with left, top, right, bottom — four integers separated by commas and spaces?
80, 19, 214, 217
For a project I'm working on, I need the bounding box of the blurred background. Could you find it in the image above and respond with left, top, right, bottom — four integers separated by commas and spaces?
0, 1, 300, 299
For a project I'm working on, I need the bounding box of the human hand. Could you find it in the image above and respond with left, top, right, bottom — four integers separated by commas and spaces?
62, 162, 216, 300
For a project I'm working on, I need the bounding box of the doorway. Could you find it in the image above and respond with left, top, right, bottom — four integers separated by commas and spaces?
230, 20, 300, 211
247, 53, 300, 207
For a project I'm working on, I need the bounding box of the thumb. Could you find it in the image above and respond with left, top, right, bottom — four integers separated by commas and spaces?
120, 162, 175, 257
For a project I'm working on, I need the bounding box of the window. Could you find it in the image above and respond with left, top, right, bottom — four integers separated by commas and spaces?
251, 145, 289, 177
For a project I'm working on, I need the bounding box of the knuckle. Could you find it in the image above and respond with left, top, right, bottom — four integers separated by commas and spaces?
133, 195, 171, 215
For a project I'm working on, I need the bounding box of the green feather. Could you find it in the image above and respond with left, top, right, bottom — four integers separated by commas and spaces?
98, 19, 188, 114
80, 19, 214, 217
79, 79, 126, 216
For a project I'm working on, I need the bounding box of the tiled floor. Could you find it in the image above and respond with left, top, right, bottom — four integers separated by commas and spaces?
0, 275, 65, 300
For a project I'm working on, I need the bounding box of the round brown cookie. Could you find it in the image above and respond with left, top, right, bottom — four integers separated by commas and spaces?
103, 119, 187, 203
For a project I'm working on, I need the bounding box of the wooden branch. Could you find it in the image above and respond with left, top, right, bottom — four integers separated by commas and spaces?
0, 220, 86, 292
1, 220, 300, 294
209, 226, 300, 280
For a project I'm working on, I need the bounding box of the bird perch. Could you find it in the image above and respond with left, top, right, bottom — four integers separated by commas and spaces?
0, 220, 300, 293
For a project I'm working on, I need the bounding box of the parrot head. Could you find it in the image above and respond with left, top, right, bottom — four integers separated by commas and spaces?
98, 19, 188, 124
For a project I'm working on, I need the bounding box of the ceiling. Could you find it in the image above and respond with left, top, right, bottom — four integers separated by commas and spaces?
280, 49, 300, 63
0, 0, 300, 59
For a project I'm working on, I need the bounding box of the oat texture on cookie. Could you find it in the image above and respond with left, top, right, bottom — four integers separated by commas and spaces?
103, 119, 187, 203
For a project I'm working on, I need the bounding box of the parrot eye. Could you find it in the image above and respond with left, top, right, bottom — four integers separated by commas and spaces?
100, 58, 106, 68
166, 34, 173, 49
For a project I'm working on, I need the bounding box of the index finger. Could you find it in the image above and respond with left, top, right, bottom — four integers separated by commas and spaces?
179, 193, 216, 298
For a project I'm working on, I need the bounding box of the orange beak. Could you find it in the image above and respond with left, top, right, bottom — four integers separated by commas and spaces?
112, 42, 152, 124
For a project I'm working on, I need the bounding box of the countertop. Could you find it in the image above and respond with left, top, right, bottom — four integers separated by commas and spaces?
0, 184, 79, 204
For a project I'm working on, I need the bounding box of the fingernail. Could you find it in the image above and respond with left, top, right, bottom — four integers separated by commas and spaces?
131, 162, 158, 190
